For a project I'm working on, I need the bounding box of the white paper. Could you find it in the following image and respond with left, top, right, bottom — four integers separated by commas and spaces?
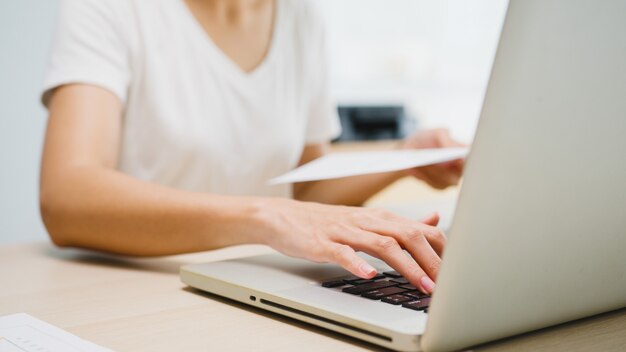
0, 313, 113, 352
269, 147, 468, 184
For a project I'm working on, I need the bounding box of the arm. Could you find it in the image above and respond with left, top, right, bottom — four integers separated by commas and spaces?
40, 84, 447, 293
40, 84, 265, 256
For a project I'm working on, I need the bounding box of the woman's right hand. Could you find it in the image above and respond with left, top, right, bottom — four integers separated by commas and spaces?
253, 198, 446, 294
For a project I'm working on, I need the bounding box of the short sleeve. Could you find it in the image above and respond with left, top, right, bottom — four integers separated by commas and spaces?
41, 0, 132, 107
302, 4, 342, 144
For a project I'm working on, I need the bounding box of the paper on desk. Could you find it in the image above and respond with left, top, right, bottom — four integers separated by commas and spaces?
0, 313, 113, 352
269, 147, 468, 184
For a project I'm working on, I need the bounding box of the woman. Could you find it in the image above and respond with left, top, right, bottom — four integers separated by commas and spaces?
40, 0, 464, 294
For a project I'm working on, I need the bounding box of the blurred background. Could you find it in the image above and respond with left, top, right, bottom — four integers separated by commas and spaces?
0, 0, 507, 244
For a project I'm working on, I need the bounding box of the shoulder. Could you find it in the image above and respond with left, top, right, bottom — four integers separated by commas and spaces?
54, 0, 142, 56
57, 0, 136, 34
58, 0, 133, 19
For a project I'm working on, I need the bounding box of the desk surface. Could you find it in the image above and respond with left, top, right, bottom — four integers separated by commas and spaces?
1, 243, 626, 352
2, 142, 625, 351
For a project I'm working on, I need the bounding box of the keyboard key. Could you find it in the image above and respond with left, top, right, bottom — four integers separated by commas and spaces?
342, 280, 397, 295
351, 279, 377, 285
403, 291, 430, 300
399, 284, 417, 291
390, 278, 409, 285
341, 275, 362, 283
402, 298, 432, 311
342, 274, 384, 284
383, 270, 402, 278
321, 280, 347, 288
362, 286, 407, 300
382, 294, 413, 305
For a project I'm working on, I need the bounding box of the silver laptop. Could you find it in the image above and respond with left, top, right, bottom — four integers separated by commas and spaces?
181, 1, 626, 350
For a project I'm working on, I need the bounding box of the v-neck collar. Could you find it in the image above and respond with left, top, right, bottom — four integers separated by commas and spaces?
177, 0, 282, 81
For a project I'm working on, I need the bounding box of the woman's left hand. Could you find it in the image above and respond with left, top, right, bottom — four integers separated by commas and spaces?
401, 128, 466, 189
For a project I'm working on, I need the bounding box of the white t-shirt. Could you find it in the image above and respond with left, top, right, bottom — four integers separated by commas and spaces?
43, 0, 341, 197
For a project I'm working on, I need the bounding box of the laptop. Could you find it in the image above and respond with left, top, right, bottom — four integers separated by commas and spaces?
180, 0, 626, 350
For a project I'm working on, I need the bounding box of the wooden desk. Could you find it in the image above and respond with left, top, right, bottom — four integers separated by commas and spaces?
2, 142, 625, 351
1, 243, 626, 352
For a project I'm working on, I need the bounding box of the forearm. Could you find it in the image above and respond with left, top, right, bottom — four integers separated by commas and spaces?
293, 170, 406, 206
40, 165, 267, 256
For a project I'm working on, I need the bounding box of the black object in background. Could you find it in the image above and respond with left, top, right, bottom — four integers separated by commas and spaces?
335, 105, 414, 142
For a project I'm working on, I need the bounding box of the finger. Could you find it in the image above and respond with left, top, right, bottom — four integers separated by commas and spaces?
412, 167, 451, 189
388, 218, 447, 257
417, 216, 447, 256
453, 158, 465, 169
407, 168, 447, 189
366, 222, 443, 279
403, 235, 442, 280
341, 231, 435, 294
360, 208, 435, 230
360, 216, 447, 262
426, 165, 461, 187
440, 158, 465, 171
445, 159, 465, 178
433, 129, 452, 147
420, 212, 440, 226
433, 163, 462, 183
422, 226, 447, 257
435, 129, 465, 148
353, 209, 447, 257
325, 242, 377, 279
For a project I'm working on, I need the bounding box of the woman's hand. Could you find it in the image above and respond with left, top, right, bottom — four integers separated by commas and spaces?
254, 198, 446, 294
401, 128, 466, 189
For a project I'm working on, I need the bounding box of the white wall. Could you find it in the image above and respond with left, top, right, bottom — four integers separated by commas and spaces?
0, 0, 507, 244
0, 0, 59, 243
319, 0, 508, 142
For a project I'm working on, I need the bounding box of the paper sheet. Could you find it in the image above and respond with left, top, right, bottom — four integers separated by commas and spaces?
269, 147, 468, 184
0, 313, 113, 352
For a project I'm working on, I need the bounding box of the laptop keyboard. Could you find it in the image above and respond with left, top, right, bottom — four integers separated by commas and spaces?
321, 271, 431, 312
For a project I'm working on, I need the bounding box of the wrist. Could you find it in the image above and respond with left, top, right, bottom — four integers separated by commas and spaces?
201, 195, 274, 247
246, 197, 290, 246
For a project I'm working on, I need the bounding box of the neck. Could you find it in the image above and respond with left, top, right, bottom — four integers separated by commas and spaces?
195, 0, 270, 22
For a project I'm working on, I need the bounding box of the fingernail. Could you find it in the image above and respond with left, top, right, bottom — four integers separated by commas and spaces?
420, 211, 439, 223
420, 276, 436, 293
359, 263, 377, 277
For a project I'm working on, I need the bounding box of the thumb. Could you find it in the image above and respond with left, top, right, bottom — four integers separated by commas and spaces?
420, 212, 440, 226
